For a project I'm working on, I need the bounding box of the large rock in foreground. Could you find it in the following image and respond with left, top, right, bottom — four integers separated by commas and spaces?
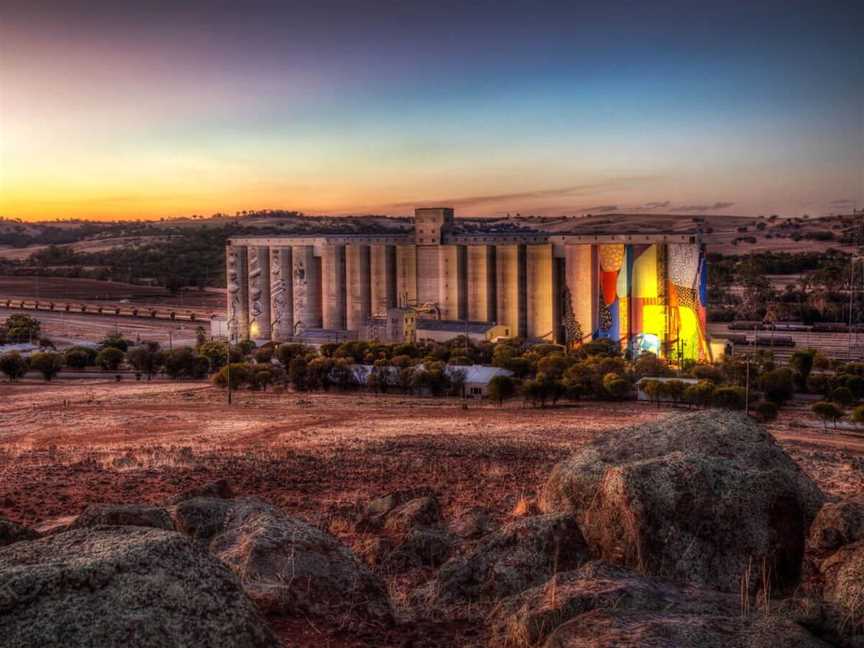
175, 497, 392, 624
540, 410, 823, 593
420, 514, 588, 605
0, 526, 277, 648
543, 609, 831, 648
70, 504, 174, 531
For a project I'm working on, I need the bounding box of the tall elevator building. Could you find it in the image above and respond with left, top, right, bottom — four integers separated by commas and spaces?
227, 207, 709, 360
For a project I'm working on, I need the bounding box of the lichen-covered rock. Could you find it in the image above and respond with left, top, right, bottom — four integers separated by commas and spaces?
173, 496, 233, 539
386, 528, 452, 570
0, 515, 38, 547
540, 410, 823, 593
383, 496, 441, 534
449, 507, 494, 540
70, 504, 173, 531
172, 478, 234, 504
423, 514, 587, 604
0, 526, 278, 648
178, 497, 392, 624
489, 561, 738, 647
542, 609, 831, 648
356, 489, 436, 531
818, 540, 864, 639
808, 499, 864, 555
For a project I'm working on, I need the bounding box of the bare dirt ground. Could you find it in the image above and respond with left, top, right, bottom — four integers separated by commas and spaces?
1, 381, 862, 646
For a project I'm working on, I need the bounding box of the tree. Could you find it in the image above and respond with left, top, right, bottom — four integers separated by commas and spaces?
487, 375, 516, 405
851, 404, 864, 427
99, 333, 129, 352
602, 372, 630, 400
29, 351, 63, 381
754, 400, 779, 422
126, 343, 164, 379
288, 356, 309, 391
213, 363, 252, 390
831, 386, 855, 407
633, 352, 671, 378
277, 343, 312, 366
96, 347, 124, 371
1, 314, 41, 343
0, 351, 28, 381
198, 340, 233, 371
790, 350, 816, 392
759, 368, 795, 404
684, 380, 715, 408
692, 364, 724, 384
712, 386, 746, 410
64, 346, 97, 368
812, 401, 844, 431
664, 380, 687, 405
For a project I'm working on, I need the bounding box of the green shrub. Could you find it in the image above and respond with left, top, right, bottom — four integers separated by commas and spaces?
64, 346, 97, 368
812, 401, 844, 430
96, 347, 125, 371
684, 380, 715, 407
831, 386, 856, 407
712, 386, 746, 410
29, 351, 63, 381
488, 375, 516, 405
759, 367, 795, 404
212, 362, 252, 389
851, 404, 864, 426
754, 400, 778, 422
0, 351, 29, 381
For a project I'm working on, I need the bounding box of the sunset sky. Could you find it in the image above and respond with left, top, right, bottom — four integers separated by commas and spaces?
1, 1, 862, 221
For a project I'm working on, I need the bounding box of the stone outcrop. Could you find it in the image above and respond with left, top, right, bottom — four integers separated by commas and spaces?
422, 514, 588, 604
0, 526, 278, 648
171, 478, 234, 504
542, 609, 831, 648
0, 515, 38, 547
175, 496, 392, 624
70, 504, 174, 531
540, 410, 823, 593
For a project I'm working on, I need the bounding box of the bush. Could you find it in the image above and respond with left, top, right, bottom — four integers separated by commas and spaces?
1, 314, 41, 343
692, 364, 724, 383
754, 400, 778, 422
831, 386, 855, 407
0, 351, 29, 381
64, 346, 97, 368
288, 356, 309, 391
712, 386, 746, 410
99, 333, 130, 352
602, 372, 630, 400
96, 347, 125, 371
759, 367, 795, 404
684, 380, 715, 408
212, 362, 253, 390
126, 344, 164, 378
812, 401, 844, 430
487, 375, 516, 405
28, 351, 63, 381
851, 404, 864, 426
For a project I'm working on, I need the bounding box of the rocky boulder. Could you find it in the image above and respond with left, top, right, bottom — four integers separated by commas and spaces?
448, 507, 495, 540
171, 478, 234, 504
0, 515, 38, 547
356, 489, 437, 531
175, 497, 392, 624
70, 504, 174, 531
489, 560, 738, 647
542, 609, 831, 648
421, 514, 587, 604
540, 410, 823, 593
0, 526, 278, 648
816, 541, 864, 640
808, 499, 864, 556
383, 496, 442, 534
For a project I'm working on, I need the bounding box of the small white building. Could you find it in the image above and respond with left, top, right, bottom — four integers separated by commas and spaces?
450, 365, 514, 399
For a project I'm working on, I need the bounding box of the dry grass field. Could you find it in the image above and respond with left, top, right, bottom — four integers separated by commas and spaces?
1, 381, 863, 645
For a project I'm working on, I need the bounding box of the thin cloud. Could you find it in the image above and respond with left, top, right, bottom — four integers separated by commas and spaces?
669, 201, 734, 212
577, 205, 618, 213
387, 177, 660, 211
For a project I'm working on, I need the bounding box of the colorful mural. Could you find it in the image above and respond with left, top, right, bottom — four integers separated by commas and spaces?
590, 242, 709, 361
